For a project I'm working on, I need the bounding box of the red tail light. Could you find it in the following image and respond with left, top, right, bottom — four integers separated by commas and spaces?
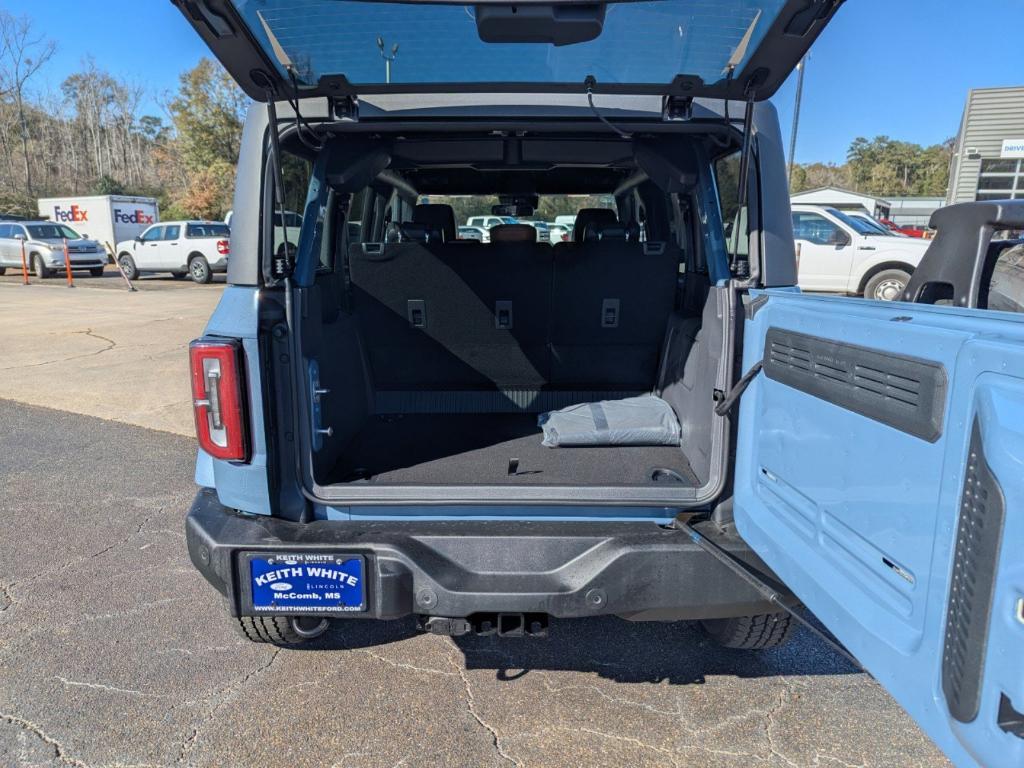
217, 239, 230, 255
189, 338, 248, 461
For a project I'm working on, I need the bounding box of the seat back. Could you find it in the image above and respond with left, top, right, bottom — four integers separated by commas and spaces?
551, 224, 679, 388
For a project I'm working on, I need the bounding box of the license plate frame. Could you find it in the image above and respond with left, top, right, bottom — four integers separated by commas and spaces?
241, 552, 367, 616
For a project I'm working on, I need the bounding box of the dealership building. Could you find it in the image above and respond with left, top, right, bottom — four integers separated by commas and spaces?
947, 85, 1024, 204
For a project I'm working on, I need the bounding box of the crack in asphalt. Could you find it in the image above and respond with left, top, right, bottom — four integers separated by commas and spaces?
9, 509, 162, 592
175, 647, 283, 767
0, 582, 13, 612
446, 641, 522, 767
54, 676, 161, 699
0, 711, 90, 767
572, 725, 683, 768
334, 625, 459, 678
764, 688, 800, 768
0, 327, 117, 372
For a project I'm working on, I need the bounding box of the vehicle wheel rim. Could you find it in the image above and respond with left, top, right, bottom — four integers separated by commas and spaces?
191, 262, 205, 279
874, 279, 905, 301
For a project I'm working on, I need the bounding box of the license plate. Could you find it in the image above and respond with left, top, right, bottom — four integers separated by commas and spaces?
247, 553, 365, 614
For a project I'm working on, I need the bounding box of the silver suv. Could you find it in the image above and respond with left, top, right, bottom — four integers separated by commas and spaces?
0, 220, 106, 277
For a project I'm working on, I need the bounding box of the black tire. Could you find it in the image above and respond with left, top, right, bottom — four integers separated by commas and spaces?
189, 255, 212, 284
701, 612, 795, 650
117, 253, 138, 280
863, 268, 911, 302
89, 266, 105, 277
0, 267, 6, 275
236, 616, 330, 646
32, 254, 52, 279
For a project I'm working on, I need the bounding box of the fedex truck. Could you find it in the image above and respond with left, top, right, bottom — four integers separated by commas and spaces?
36, 195, 159, 255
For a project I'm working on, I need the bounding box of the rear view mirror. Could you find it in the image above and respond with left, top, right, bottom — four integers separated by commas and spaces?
835, 230, 852, 247
13, 233, 25, 241
475, 4, 606, 46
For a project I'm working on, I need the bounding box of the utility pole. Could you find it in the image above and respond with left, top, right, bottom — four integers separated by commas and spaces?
788, 55, 807, 185
376, 35, 399, 84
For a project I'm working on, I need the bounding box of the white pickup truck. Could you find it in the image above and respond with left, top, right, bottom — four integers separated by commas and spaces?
791, 204, 931, 300
115, 220, 230, 283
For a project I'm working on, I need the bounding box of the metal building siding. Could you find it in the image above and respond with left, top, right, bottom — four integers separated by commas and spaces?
949, 87, 1024, 204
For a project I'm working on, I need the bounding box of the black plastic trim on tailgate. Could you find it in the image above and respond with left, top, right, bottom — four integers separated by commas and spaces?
763, 328, 947, 442
942, 420, 1006, 724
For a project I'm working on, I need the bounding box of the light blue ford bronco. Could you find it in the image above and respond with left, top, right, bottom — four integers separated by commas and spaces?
174, 2, 1022, 765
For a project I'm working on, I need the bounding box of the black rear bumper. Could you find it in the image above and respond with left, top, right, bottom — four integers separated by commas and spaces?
186, 488, 791, 622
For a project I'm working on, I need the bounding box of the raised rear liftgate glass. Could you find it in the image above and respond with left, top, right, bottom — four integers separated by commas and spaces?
232, 0, 786, 89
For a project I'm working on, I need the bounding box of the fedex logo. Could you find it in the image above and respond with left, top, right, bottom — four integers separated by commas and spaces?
53, 205, 88, 223
114, 208, 155, 225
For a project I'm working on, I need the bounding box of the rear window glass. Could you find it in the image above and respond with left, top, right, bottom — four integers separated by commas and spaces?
187, 223, 230, 238
241, 0, 786, 88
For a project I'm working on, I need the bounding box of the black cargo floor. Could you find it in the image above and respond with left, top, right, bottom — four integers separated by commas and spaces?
329, 413, 698, 486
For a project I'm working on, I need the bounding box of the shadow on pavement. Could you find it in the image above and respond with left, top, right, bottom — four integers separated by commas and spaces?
301, 612, 859, 685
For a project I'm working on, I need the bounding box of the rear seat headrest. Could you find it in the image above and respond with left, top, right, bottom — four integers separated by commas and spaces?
412, 204, 456, 242
583, 221, 641, 242
573, 208, 618, 242
398, 221, 443, 243
489, 223, 537, 243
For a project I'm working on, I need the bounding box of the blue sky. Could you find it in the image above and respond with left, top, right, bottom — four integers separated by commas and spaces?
4, 0, 1020, 165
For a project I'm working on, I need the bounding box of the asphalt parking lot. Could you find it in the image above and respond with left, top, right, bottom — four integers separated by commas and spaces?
0, 275, 951, 768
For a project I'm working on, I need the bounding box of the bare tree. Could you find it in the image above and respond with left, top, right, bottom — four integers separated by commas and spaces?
0, 12, 56, 196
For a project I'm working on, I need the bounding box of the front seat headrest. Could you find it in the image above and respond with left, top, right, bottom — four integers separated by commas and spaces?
412, 204, 456, 242
489, 223, 537, 243
583, 222, 640, 242
573, 208, 618, 242
398, 222, 443, 243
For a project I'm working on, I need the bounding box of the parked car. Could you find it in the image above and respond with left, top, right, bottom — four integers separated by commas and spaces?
791, 204, 930, 300
517, 219, 551, 242
844, 211, 908, 236
897, 223, 933, 239
466, 214, 517, 229
0, 221, 106, 277
115, 220, 230, 283
175, 4, 1020, 766
457, 225, 488, 242
546, 223, 572, 243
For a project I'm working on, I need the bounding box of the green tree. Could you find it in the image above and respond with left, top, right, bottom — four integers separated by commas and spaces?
91, 173, 125, 195
168, 58, 247, 170
163, 58, 247, 219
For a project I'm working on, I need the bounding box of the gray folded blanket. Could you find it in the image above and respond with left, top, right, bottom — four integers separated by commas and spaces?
538, 395, 681, 448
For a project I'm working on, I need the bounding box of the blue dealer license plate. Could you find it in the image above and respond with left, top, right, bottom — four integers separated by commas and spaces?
248, 553, 365, 613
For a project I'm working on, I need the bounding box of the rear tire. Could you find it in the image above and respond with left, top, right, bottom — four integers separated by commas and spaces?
117, 253, 138, 280
32, 254, 52, 279
89, 267, 105, 277
863, 268, 911, 302
0, 267, 6, 275
236, 616, 330, 646
701, 612, 795, 650
189, 255, 212, 284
